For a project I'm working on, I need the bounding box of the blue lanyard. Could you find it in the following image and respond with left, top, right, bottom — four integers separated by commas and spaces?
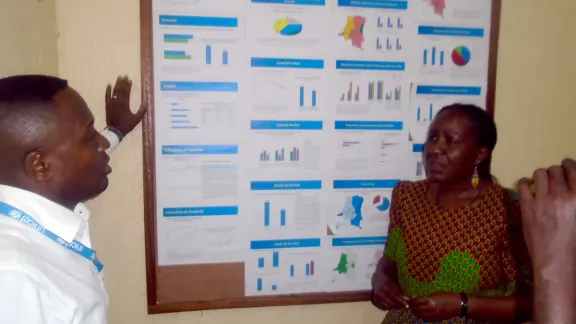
0, 201, 103, 272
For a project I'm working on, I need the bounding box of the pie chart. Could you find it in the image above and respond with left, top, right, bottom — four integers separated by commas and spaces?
451, 46, 471, 66
373, 195, 391, 212
274, 17, 303, 36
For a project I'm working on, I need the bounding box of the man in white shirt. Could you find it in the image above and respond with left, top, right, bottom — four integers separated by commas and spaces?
0, 74, 146, 324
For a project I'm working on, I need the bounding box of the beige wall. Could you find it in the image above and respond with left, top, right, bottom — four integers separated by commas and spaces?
1, 0, 575, 323
0, 0, 58, 77
491, 0, 576, 185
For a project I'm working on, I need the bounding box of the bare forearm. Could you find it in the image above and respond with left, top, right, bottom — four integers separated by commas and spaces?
372, 256, 397, 286
467, 294, 531, 322
534, 266, 576, 323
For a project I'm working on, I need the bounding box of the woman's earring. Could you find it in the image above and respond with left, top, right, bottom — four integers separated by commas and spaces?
472, 164, 479, 189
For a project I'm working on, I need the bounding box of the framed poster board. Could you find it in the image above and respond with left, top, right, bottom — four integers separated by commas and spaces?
140, 0, 502, 314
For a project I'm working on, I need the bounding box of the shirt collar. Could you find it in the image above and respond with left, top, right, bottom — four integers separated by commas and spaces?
0, 184, 88, 243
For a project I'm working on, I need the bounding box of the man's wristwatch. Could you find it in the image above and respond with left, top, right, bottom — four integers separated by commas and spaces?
104, 125, 124, 142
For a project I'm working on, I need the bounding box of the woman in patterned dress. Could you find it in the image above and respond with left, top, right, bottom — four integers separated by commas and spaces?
371, 104, 533, 323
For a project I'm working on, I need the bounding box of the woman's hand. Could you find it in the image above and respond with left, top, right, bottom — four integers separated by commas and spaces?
409, 292, 461, 322
371, 273, 410, 311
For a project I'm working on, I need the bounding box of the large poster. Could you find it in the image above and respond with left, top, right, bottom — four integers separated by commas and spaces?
151, 0, 491, 297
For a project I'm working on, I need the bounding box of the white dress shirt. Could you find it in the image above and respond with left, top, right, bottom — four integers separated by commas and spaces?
0, 130, 119, 324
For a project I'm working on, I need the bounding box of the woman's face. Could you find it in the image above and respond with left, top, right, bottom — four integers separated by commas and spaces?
424, 109, 485, 183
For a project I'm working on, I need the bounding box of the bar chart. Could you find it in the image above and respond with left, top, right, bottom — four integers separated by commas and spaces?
385, 86, 402, 101
368, 81, 384, 101
289, 260, 315, 277
422, 47, 445, 66
341, 81, 401, 103
259, 147, 300, 162
299, 86, 317, 108
205, 45, 230, 66
416, 103, 435, 122
257, 251, 280, 269
263, 201, 288, 227
163, 33, 193, 44
256, 278, 278, 292
164, 50, 191, 60
376, 37, 402, 51
377, 16, 403, 29
340, 81, 361, 102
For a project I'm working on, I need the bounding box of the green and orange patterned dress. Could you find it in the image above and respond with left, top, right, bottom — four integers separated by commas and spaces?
382, 180, 533, 324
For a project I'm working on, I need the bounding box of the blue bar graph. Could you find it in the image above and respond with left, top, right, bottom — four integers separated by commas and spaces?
417, 107, 421, 121
172, 126, 198, 129
206, 45, 212, 65
429, 104, 434, 121
423, 47, 445, 66
290, 265, 295, 277
257, 278, 263, 291
264, 201, 270, 227
312, 91, 317, 107
299, 86, 318, 107
223, 50, 228, 65
280, 209, 286, 227
306, 263, 310, 276
258, 258, 264, 268
273, 252, 279, 267
272, 285, 277, 291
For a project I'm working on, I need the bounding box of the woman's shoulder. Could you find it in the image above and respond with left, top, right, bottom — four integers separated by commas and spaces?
392, 180, 427, 197
492, 184, 521, 203
492, 184, 522, 220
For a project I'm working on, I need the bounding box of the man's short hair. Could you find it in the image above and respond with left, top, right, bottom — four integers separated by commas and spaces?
0, 75, 68, 103
0, 75, 70, 166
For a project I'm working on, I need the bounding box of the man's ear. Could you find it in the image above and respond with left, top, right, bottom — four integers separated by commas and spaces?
23, 150, 53, 182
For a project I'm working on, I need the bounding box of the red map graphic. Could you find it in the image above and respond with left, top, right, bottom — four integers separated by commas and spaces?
425, 0, 446, 17
349, 16, 366, 49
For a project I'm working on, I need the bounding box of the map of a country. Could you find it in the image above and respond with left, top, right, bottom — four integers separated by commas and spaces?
338, 15, 366, 49
337, 195, 364, 228
424, 0, 446, 16
333, 252, 356, 274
